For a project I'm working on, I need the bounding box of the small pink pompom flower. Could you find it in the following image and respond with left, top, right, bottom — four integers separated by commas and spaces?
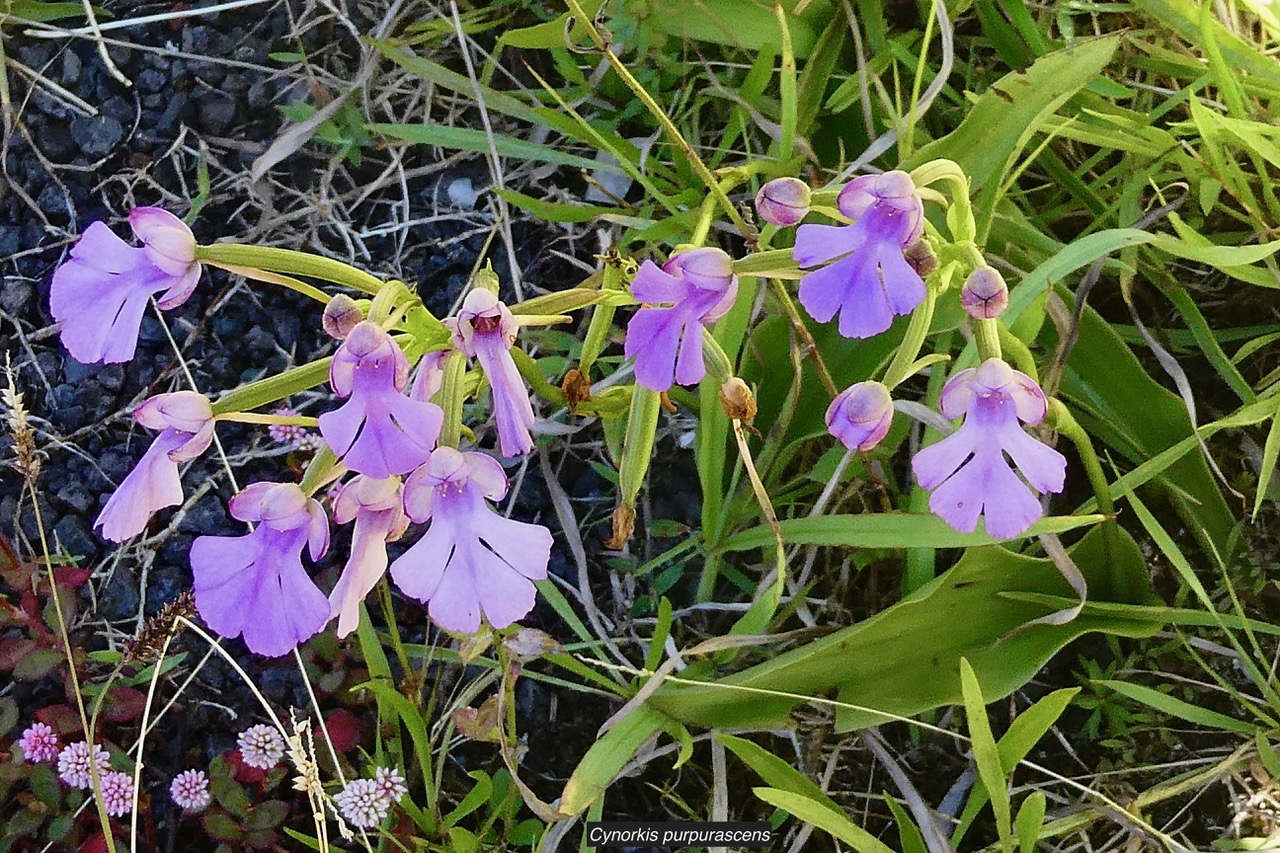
18, 722, 60, 763
57, 741, 111, 789
99, 771, 135, 817
170, 769, 212, 811
335, 778, 391, 828
237, 724, 286, 770
374, 766, 408, 801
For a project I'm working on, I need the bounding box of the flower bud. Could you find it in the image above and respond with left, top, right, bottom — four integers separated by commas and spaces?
718, 377, 757, 422
662, 247, 734, 292
754, 177, 811, 227
129, 208, 197, 277
825, 381, 893, 452
960, 266, 1009, 320
323, 294, 363, 339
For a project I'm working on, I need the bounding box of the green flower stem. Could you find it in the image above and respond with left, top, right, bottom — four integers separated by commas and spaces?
882, 287, 938, 390
377, 577, 413, 679
511, 347, 569, 406
700, 329, 734, 384
215, 412, 318, 427
732, 248, 803, 278
619, 385, 663, 510
196, 243, 384, 296
768, 277, 839, 399
579, 264, 625, 377
690, 191, 720, 247
975, 318, 1003, 361
1049, 399, 1120, 567
998, 324, 1039, 381
209, 359, 331, 417
563, 0, 750, 237
202, 260, 331, 304
299, 445, 342, 497
439, 350, 468, 449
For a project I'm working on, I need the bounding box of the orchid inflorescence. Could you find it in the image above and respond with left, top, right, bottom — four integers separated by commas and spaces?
50, 159, 1067, 661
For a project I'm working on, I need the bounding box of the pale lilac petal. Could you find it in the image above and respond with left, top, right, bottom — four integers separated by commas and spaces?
624, 307, 684, 392
911, 424, 979, 490
189, 534, 262, 640
306, 502, 330, 560
926, 448, 1002, 533
426, 552, 482, 634
672, 319, 706, 386
1007, 370, 1049, 424
939, 369, 978, 420
794, 223, 864, 267
834, 254, 896, 339
997, 421, 1067, 494
969, 451, 1046, 539
466, 452, 509, 502
389, 520, 455, 602
95, 429, 187, 541
244, 543, 329, 657
227, 482, 277, 522
876, 242, 927, 315
472, 339, 534, 458
630, 260, 692, 304
466, 542, 538, 629
797, 255, 857, 325
129, 207, 196, 277
330, 513, 394, 638
481, 515, 553, 581
156, 264, 201, 310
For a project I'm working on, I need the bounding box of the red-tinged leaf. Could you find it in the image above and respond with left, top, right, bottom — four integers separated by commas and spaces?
227, 749, 267, 786
54, 566, 92, 589
14, 647, 64, 680
245, 800, 290, 831
452, 696, 503, 743
100, 686, 147, 723
79, 833, 111, 853
202, 809, 246, 842
0, 638, 37, 671
323, 709, 362, 753
37, 703, 82, 735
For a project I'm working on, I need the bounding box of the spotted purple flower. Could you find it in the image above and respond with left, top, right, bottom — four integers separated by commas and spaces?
57, 741, 111, 789
911, 359, 1067, 539
237, 724, 287, 770
374, 766, 408, 801
623, 247, 738, 392
18, 722, 59, 763
95, 391, 214, 542
99, 771, 135, 817
329, 475, 410, 638
50, 207, 200, 364
826, 381, 894, 452
319, 321, 444, 479
335, 778, 390, 828
794, 171, 926, 339
170, 769, 212, 811
190, 482, 330, 657
390, 447, 552, 634
448, 289, 536, 458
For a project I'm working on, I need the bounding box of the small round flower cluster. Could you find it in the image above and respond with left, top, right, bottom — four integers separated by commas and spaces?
267, 407, 322, 451
170, 769, 212, 811
335, 766, 407, 829
18, 722, 59, 763
56, 740, 111, 789
237, 724, 287, 770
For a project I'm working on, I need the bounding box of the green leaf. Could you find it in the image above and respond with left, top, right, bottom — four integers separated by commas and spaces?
715, 734, 843, 814
245, 800, 289, 831
721, 513, 1105, 553
559, 705, 667, 816
1097, 680, 1257, 735
648, 525, 1157, 732
961, 659, 1013, 853
753, 787, 895, 853
444, 771, 492, 828
370, 122, 620, 173
906, 34, 1121, 234
1015, 792, 1047, 853
7, 1, 104, 22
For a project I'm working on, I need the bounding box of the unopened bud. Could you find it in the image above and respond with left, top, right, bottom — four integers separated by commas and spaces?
719, 378, 757, 422
603, 504, 636, 550
323, 294, 362, 339
960, 266, 1009, 320
562, 368, 592, 411
754, 177, 811, 227
904, 240, 938, 278
825, 381, 893, 452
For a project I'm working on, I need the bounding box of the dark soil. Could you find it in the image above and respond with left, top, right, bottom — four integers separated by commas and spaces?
0, 2, 652, 849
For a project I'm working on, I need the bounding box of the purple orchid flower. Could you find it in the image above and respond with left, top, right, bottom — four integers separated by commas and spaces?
911, 359, 1067, 539
390, 447, 551, 634
623, 247, 738, 392
826, 381, 894, 452
328, 475, 410, 638
50, 208, 200, 364
794, 171, 926, 339
95, 391, 214, 542
318, 321, 444, 479
190, 482, 330, 657
447, 289, 536, 458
